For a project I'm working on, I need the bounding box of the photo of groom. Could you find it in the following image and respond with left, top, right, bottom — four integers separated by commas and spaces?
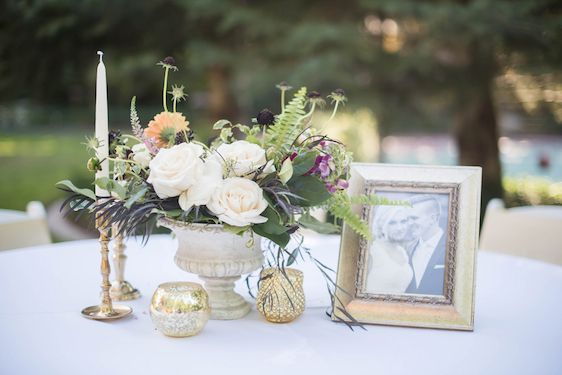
403, 195, 447, 296
365, 192, 449, 297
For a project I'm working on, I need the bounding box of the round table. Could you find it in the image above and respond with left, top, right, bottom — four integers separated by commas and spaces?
1, 235, 561, 375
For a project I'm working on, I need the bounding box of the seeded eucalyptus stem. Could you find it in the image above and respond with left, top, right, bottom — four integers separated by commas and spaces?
162, 67, 170, 112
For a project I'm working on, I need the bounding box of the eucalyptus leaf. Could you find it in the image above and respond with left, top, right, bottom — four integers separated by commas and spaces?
213, 119, 231, 130
56, 180, 96, 200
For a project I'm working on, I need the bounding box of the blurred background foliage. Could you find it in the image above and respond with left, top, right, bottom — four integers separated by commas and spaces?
1, 0, 561, 219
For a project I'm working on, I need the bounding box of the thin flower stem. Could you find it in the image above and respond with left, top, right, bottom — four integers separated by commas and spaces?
326, 101, 340, 123
261, 126, 267, 148
296, 102, 316, 124
106, 157, 140, 166
281, 90, 285, 114
173, 98, 177, 113
163, 67, 169, 112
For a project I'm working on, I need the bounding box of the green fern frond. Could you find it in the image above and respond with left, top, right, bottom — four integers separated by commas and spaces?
349, 194, 408, 207
326, 191, 372, 240
326, 192, 408, 240
266, 87, 307, 160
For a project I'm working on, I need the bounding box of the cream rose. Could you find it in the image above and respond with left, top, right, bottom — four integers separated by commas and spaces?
131, 143, 151, 168
147, 143, 206, 199
207, 177, 268, 227
178, 157, 223, 211
214, 140, 272, 178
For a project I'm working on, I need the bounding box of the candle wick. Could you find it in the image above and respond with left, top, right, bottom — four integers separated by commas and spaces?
97, 51, 104, 63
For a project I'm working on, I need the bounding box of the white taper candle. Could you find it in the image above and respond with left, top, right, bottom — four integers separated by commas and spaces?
95, 51, 109, 197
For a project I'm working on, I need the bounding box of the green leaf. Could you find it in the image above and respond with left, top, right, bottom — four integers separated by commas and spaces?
255, 206, 287, 235
56, 180, 96, 200
291, 152, 317, 176
298, 212, 340, 234
124, 186, 149, 209
95, 177, 127, 200
213, 119, 231, 130
288, 175, 331, 206
286, 247, 300, 266
278, 157, 293, 184
223, 224, 251, 236
253, 225, 290, 249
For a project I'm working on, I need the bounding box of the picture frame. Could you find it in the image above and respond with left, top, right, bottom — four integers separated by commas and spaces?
332, 163, 482, 330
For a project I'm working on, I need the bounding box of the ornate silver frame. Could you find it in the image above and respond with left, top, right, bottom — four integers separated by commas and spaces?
354, 181, 459, 305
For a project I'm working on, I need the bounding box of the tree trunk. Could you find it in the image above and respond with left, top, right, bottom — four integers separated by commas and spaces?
454, 83, 503, 221
207, 64, 238, 120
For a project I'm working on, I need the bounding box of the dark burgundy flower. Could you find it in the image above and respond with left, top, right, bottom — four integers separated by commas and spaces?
256, 108, 275, 126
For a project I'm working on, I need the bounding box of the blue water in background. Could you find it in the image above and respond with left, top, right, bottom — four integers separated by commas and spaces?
381, 135, 562, 181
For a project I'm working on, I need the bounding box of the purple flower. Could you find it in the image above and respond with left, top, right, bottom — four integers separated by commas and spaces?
307, 154, 333, 179
326, 183, 337, 193
337, 179, 349, 189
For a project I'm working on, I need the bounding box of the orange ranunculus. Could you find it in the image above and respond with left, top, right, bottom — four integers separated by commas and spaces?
144, 111, 190, 147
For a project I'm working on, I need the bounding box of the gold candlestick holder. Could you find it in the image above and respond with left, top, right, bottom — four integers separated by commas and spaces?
109, 223, 141, 301
81, 216, 132, 320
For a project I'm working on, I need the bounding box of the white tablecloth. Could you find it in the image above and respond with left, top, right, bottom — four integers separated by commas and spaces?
1, 235, 561, 375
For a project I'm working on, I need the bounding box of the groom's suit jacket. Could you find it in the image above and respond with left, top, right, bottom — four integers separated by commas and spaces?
405, 234, 447, 295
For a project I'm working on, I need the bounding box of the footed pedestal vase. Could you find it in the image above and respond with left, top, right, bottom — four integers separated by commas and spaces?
159, 218, 264, 320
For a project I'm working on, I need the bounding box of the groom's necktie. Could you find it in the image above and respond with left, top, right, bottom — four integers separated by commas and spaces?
406, 243, 419, 292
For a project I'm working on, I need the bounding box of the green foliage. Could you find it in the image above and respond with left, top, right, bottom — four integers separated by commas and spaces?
298, 212, 340, 234
325, 191, 406, 240
504, 177, 562, 207
287, 175, 332, 207
56, 180, 96, 201
266, 87, 307, 161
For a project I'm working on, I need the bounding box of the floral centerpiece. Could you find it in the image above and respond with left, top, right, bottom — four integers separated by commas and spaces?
60, 57, 397, 322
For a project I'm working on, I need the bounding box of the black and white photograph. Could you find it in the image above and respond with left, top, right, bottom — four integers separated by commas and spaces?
364, 192, 450, 297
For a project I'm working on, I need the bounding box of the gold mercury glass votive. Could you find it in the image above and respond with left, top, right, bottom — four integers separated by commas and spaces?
150, 282, 211, 337
257, 268, 305, 323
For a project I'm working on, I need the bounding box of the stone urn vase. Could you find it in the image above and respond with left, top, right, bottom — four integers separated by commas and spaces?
159, 217, 264, 320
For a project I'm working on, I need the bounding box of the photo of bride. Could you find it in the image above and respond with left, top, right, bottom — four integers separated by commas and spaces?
364, 192, 450, 296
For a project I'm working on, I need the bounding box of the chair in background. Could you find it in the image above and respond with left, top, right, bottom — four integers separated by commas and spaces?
479, 198, 562, 266
0, 201, 52, 251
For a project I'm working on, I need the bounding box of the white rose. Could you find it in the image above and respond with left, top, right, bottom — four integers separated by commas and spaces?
207, 177, 268, 227
178, 157, 223, 211
215, 140, 273, 178
147, 143, 205, 199
131, 143, 151, 168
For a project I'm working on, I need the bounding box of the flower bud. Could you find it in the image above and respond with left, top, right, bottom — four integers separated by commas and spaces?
87, 157, 102, 172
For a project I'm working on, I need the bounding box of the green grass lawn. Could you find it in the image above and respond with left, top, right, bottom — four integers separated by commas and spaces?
0, 132, 93, 211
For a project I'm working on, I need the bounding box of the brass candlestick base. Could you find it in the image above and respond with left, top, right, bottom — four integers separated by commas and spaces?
81, 304, 132, 320
110, 281, 141, 301
109, 223, 141, 301
81, 215, 132, 321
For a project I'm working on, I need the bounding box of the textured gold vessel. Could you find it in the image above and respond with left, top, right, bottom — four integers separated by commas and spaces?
257, 268, 305, 323
150, 282, 210, 337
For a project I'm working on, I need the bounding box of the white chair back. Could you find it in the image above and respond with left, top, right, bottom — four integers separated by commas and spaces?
480, 199, 562, 265
0, 201, 52, 251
